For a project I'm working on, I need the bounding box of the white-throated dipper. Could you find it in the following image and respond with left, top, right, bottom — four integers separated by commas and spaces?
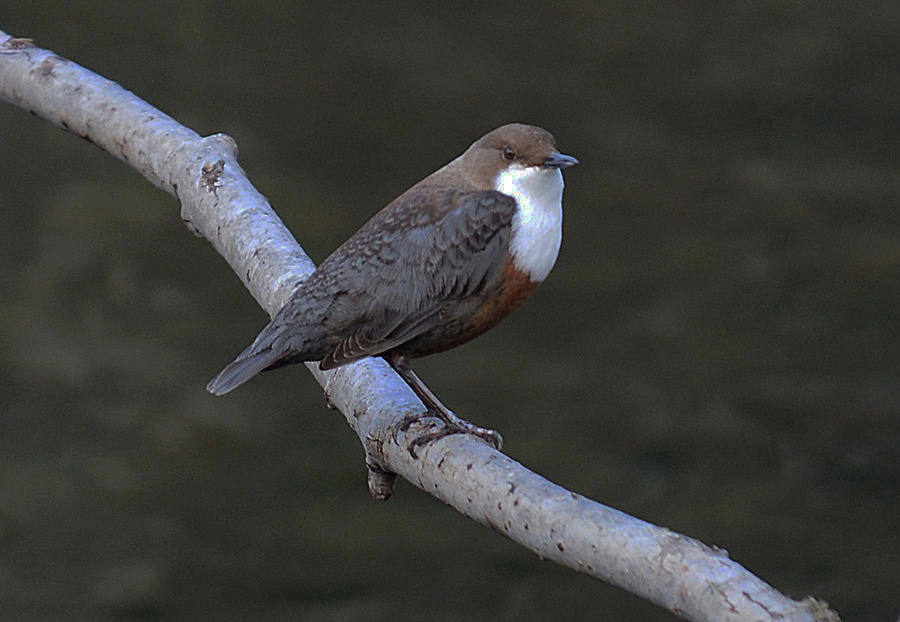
207, 123, 578, 451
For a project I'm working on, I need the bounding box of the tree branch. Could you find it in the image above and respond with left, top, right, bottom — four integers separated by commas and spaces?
0, 30, 838, 622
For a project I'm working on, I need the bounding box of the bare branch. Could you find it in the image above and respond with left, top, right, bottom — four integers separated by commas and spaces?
0, 30, 838, 622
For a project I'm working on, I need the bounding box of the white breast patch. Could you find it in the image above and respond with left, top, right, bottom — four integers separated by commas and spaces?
494, 164, 565, 282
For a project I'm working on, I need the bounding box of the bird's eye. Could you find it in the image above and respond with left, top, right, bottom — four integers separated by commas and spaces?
502, 146, 516, 160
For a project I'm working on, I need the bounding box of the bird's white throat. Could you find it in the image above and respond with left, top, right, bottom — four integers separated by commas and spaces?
494, 164, 564, 282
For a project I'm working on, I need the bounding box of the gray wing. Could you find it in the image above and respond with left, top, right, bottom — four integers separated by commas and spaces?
316, 187, 517, 368
207, 187, 518, 395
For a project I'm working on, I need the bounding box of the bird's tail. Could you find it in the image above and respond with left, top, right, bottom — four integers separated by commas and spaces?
206, 347, 283, 396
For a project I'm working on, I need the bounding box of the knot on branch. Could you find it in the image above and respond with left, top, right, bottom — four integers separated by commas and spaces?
365, 447, 397, 500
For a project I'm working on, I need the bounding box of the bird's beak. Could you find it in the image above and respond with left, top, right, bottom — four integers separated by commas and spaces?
544, 152, 579, 169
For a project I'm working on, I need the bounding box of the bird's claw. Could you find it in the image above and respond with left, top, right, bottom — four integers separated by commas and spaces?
397, 410, 503, 458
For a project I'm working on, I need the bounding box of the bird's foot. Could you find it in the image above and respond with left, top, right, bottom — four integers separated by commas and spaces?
398, 409, 503, 458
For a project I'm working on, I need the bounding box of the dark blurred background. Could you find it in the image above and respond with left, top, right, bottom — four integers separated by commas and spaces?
1, 2, 898, 621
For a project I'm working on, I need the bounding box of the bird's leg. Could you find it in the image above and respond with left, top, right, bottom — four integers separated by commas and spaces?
387, 354, 503, 454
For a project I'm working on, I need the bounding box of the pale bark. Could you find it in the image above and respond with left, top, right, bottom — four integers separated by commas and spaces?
0, 30, 838, 622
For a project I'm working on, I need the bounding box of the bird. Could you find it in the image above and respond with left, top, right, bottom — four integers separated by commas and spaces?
207, 123, 578, 451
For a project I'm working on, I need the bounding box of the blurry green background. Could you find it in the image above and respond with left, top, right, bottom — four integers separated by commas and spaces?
1, 2, 898, 621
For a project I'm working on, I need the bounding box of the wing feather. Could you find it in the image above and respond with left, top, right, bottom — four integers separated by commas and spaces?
316, 188, 517, 368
